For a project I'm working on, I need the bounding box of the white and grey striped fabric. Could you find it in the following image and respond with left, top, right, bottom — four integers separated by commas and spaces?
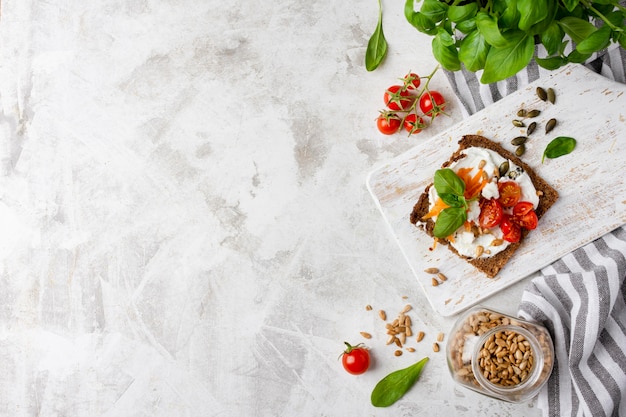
444, 45, 626, 417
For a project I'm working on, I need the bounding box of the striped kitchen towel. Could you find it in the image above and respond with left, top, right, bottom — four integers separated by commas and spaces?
444, 45, 626, 417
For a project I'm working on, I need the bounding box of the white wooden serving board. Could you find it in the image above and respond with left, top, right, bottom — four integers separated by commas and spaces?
366, 64, 626, 317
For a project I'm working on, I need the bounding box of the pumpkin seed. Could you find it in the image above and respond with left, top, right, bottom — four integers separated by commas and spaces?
517, 109, 527, 117
527, 109, 541, 118
498, 161, 509, 177
515, 144, 525, 156
510, 136, 527, 146
536, 87, 547, 101
512, 119, 524, 127
547, 88, 556, 104
545, 118, 557, 134
526, 121, 536, 136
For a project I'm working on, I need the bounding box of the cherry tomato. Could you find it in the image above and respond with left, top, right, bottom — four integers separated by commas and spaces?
376, 112, 402, 135
500, 214, 521, 243
498, 181, 521, 208
419, 90, 446, 117
513, 202, 539, 230
341, 342, 370, 375
479, 198, 503, 229
402, 72, 421, 90
384, 85, 413, 111
404, 113, 425, 135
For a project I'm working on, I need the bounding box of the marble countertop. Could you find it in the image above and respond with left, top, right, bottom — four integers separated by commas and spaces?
0, 1, 542, 416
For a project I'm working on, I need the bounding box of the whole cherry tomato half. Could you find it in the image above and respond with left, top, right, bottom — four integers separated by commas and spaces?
404, 113, 425, 135
376, 112, 402, 135
384, 85, 413, 111
498, 181, 521, 208
419, 90, 446, 117
402, 72, 421, 90
479, 198, 503, 229
341, 342, 370, 375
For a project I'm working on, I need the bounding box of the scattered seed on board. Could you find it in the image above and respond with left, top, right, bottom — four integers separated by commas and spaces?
395, 350, 403, 356
527, 109, 541, 118
515, 144, 525, 156
536, 86, 547, 101
360, 332, 372, 339
401, 304, 412, 314
379, 310, 387, 321
424, 267, 439, 274
512, 119, 524, 127
417, 331, 425, 342
433, 342, 440, 352
431, 277, 439, 287
511, 136, 527, 146
437, 272, 448, 282
437, 332, 445, 342
526, 121, 536, 136
547, 88, 556, 104
545, 118, 557, 134
406, 347, 416, 352
365, 304, 373, 311
517, 109, 527, 117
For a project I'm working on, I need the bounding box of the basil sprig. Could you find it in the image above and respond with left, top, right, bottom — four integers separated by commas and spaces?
404, 0, 626, 83
432, 168, 469, 238
371, 357, 429, 407
365, 0, 388, 71
542, 136, 577, 163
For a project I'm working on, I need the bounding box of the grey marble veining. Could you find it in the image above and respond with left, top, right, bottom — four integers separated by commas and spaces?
0, 1, 540, 416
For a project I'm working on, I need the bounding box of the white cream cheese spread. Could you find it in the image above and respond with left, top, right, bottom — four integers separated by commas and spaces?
428, 147, 539, 259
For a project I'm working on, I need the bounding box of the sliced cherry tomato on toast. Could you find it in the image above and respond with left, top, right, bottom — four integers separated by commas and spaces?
479, 198, 503, 229
500, 214, 521, 243
498, 181, 521, 208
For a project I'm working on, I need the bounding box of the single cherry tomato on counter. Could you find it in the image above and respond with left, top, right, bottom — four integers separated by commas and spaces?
341, 342, 370, 375
513, 202, 538, 230
376, 112, 402, 135
402, 72, 421, 90
498, 181, 522, 208
479, 198, 503, 229
384, 85, 413, 111
404, 113, 425, 135
419, 90, 446, 117
501, 214, 522, 243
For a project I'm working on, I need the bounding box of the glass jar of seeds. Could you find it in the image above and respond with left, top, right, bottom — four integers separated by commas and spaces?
446, 306, 554, 403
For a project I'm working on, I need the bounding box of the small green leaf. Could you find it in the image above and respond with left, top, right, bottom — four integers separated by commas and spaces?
405, 0, 437, 35
541, 21, 565, 55
566, 48, 592, 63
420, 0, 448, 23
432, 36, 461, 71
536, 55, 567, 70
447, 3, 478, 23
433, 207, 467, 238
365, 0, 388, 71
475, 12, 509, 48
439, 193, 466, 208
558, 17, 597, 44
517, 0, 548, 31
481, 31, 534, 84
437, 27, 456, 47
500, 0, 520, 28
459, 29, 489, 72
542, 136, 577, 163
561, 0, 580, 12
576, 25, 611, 54
371, 358, 429, 407
433, 169, 465, 196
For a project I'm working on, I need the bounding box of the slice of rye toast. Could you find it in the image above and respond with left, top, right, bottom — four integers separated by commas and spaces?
409, 134, 559, 278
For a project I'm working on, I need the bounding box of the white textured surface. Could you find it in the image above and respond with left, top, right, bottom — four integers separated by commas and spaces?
0, 1, 541, 416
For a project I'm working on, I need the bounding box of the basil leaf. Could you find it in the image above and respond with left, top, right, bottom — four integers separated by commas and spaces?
558, 17, 597, 44
371, 357, 429, 407
500, 0, 520, 29
447, 4, 478, 23
433, 207, 467, 238
420, 0, 448, 23
432, 35, 461, 71
536, 55, 568, 70
405, 0, 437, 35
566, 48, 592, 63
365, 0, 388, 71
439, 193, 466, 208
561, 0, 580, 12
476, 12, 509, 48
541, 21, 565, 55
437, 27, 456, 47
576, 25, 611, 54
481, 31, 534, 84
459, 29, 489, 72
517, 0, 548, 31
433, 168, 465, 196
456, 18, 477, 34
542, 136, 577, 163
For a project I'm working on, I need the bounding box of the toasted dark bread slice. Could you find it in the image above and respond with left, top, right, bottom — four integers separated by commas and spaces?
409, 135, 559, 278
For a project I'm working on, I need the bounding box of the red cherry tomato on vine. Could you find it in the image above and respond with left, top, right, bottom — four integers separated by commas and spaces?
384, 85, 413, 111
479, 198, 503, 229
513, 202, 538, 230
500, 214, 521, 243
404, 113, 425, 135
402, 72, 421, 90
341, 342, 370, 375
498, 181, 522, 208
419, 90, 446, 117
376, 112, 402, 135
